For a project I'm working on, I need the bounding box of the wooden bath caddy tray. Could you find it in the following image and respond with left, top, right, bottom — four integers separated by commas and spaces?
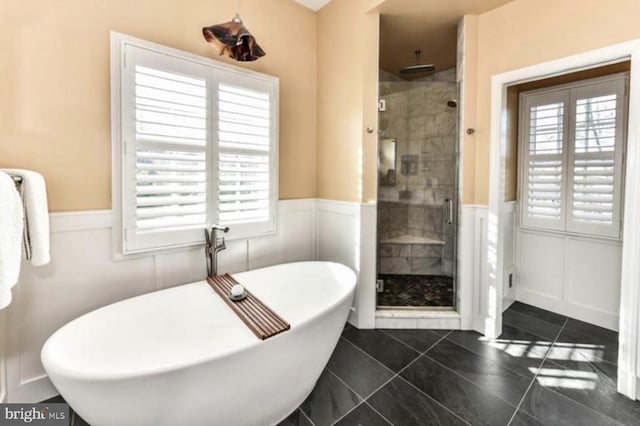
206, 274, 290, 340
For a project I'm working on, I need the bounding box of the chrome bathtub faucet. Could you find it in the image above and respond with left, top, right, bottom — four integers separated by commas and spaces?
205, 225, 230, 278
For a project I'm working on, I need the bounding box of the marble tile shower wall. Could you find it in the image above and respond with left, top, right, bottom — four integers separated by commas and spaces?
377, 69, 457, 277
378, 202, 446, 275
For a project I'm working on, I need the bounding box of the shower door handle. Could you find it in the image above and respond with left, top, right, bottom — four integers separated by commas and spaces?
445, 199, 453, 225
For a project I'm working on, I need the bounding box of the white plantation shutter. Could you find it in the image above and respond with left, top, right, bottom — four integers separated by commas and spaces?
520, 74, 627, 239
115, 38, 278, 254
521, 92, 568, 230
121, 46, 212, 252
214, 75, 277, 239
567, 80, 626, 237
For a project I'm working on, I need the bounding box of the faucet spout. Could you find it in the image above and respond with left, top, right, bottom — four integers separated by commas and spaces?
205, 225, 230, 278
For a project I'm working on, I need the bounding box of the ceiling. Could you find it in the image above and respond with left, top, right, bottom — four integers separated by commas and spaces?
377, 0, 512, 78
293, 0, 332, 11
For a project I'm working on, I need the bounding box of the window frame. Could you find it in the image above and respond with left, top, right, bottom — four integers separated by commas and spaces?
111, 32, 279, 257
518, 73, 628, 241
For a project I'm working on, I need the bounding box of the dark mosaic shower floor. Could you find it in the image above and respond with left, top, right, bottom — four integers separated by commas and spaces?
377, 274, 454, 307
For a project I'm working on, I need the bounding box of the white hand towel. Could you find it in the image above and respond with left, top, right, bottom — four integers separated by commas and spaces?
0, 171, 25, 309
1, 169, 50, 266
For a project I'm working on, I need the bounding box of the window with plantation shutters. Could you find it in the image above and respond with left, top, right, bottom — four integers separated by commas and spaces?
519, 74, 627, 239
113, 36, 278, 254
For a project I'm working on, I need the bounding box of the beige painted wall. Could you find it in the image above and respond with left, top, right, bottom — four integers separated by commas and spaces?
7, 0, 637, 210
0, 0, 317, 212
316, 0, 379, 203
460, 15, 478, 205
470, 0, 640, 205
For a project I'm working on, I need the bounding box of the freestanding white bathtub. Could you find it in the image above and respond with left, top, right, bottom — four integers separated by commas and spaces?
41, 261, 356, 426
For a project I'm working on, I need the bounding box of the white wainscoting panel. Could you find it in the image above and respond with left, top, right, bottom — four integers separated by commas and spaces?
518, 232, 565, 302
355, 204, 377, 329
516, 228, 622, 330
566, 239, 622, 319
315, 200, 376, 328
4, 199, 316, 403
462, 205, 490, 333
316, 200, 360, 271
249, 200, 317, 271
458, 206, 480, 329
463, 203, 515, 332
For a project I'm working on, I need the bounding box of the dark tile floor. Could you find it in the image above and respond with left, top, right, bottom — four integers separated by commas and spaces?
284, 302, 640, 426
377, 274, 454, 307
43, 302, 640, 426
41, 395, 89, 426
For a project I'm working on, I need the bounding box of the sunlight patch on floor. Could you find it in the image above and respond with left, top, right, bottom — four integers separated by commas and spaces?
481, 337, 551, 359
532, 367, 598, 390
545, 342, 605, 363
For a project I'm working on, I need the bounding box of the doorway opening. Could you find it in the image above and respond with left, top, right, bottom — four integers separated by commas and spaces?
507, 62, 630, 331
483, 41, 640, 400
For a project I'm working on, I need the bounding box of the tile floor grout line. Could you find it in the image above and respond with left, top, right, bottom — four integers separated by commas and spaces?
419, 351, 524, 412
378, 329, 426, 352
326, 367, 366, 400
378, 328, 443, 353
527, 319, 626, 425
508, 304, 568, 326
505, 314, 624, 425
327, 402, 364, 425
502, 318, 561, 342
506, 318, 568, 426
440, 330, 552, 381
324, 369, 371, 426
327, 333, 438, 425
520, 332, 627, 425
338, 335, 405, 375
329, 331, 456, 426
363, 400, 394, 426
504, 305, 567, 340
363, 331, 472, 426
391, 373, 473, 426
298, 407, 315, 426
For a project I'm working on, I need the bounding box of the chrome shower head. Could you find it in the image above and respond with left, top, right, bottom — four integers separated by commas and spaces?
400, 50, 435, 75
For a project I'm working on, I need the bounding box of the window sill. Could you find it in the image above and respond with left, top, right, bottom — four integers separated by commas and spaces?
518, 226, 622, 244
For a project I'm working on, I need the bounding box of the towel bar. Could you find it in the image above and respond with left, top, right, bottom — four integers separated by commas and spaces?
6, 173, 30, 260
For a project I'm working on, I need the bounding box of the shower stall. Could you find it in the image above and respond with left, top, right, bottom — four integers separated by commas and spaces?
376, 68, 459, 309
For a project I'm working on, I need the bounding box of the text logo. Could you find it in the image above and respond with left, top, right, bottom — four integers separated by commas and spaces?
0, 404, 68, 425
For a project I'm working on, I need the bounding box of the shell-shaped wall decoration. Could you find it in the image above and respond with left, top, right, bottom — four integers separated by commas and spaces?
202, 14, 266, 62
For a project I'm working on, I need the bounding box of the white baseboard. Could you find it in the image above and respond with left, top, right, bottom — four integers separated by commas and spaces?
503, 297, 515, 312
